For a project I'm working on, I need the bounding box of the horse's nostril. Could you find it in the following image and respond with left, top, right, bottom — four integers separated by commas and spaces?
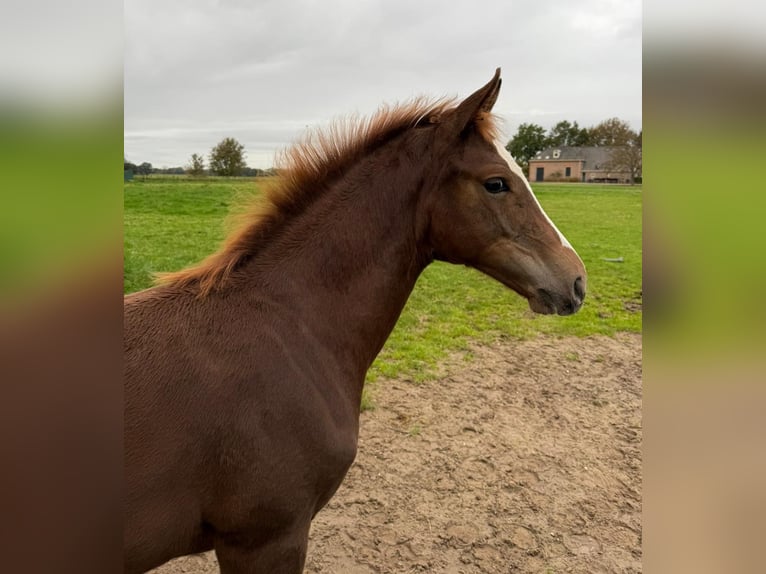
573, 276, 585, 302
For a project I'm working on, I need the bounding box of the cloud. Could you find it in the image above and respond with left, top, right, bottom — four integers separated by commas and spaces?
125, 0, 642, 168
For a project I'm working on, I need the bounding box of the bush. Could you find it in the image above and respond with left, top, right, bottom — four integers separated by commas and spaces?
547, 171, 563, 182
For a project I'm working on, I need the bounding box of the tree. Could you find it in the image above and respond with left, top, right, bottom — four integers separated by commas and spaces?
606, 130, 642, 185
588, 117, 635, 146
209, 137, 246, 176
547, 120, 590, 147
506, 123, 548, 174
137, 162, 153, 178
188, 153, 205, 176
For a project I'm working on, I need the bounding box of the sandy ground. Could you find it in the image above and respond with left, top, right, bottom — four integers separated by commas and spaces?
151, 333, 642, 573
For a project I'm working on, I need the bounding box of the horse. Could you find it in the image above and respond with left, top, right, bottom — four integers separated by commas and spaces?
124, 68, 586, 573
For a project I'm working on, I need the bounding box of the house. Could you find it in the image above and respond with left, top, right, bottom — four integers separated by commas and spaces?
527, 146, 632, 183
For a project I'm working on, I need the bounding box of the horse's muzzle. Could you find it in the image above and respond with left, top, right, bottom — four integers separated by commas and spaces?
531, 276, 586, 316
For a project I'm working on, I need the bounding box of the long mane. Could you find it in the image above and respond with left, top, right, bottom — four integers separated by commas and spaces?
155, 96, 496, 296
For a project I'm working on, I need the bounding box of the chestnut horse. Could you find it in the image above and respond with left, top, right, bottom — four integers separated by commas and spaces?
124, 69, 586, 573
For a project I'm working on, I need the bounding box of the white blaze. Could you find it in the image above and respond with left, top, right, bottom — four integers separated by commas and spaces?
494, 141, 575, 251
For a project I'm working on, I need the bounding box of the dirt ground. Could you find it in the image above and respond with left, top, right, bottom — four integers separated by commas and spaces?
152, 333, 642, 574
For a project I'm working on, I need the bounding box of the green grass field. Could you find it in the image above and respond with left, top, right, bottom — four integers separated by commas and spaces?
124, 179, 641, 387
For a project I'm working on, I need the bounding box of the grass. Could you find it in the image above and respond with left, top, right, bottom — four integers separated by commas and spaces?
124, 180, 641, 386
124, 179, 254, 293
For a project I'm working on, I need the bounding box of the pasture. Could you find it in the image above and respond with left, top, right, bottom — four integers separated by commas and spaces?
124, 178, 641, 383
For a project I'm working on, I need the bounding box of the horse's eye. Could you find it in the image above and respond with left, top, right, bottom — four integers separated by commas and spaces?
483, 177, 509, 194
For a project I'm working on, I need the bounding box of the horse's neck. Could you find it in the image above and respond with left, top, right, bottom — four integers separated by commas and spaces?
241, 162, 430, 384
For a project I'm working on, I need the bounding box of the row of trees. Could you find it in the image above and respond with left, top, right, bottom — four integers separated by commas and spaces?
123, 161, 155, 176
129, 120, 641, 182
505, 117, 642, 182
187, 137, 247, 176
125, 137, 255, 178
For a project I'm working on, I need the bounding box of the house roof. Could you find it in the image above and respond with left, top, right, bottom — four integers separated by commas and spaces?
531, 146, 618, 170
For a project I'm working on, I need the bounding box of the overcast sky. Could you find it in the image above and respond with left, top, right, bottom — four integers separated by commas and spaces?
124, 0, 642, 169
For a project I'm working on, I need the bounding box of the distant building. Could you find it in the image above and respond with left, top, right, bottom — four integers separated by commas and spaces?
528, 146, 632, 183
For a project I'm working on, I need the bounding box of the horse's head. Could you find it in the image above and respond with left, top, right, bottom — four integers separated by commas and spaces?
423, 69, 586, 316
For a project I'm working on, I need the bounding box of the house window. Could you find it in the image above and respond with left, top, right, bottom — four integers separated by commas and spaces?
553, 149, 561, 159
565, 167, 571, 177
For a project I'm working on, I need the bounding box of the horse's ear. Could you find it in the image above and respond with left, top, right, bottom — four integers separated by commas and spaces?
449, 68, 502, 135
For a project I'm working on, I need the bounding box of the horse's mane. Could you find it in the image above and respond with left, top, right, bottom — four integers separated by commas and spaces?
155, 96, 498, 296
